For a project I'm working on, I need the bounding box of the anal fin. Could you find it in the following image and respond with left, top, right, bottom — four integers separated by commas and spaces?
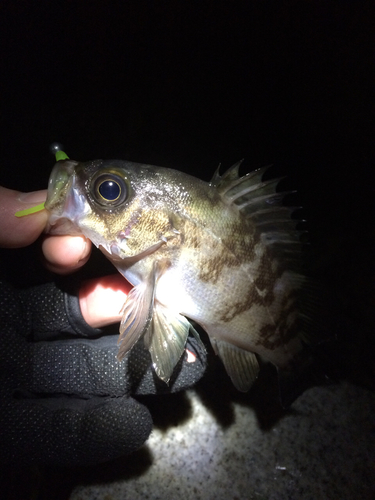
212, 339, 260, 392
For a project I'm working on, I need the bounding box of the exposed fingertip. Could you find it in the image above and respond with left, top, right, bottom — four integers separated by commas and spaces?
42, 235, 92, 273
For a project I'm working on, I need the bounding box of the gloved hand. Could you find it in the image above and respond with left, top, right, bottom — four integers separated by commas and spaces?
0, 279, 206, 467
0, 185, 206, 466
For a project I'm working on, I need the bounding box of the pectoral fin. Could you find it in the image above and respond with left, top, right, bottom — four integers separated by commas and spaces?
117, 260, 204, 383
144, 304, 199, 383
212, 339, 260, 392
117, 267, 157, 361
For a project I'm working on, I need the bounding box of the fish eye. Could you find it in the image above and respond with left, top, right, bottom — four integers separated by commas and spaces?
93, 173, 128, 207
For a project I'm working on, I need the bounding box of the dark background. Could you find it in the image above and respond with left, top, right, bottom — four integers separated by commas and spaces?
0, 2, 374, 497
0, 2, 373, 391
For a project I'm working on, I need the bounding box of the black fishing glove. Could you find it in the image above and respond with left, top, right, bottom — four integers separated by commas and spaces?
0, 281, 206, 466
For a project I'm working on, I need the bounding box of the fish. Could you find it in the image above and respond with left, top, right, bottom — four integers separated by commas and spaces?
45, 156, 316, 394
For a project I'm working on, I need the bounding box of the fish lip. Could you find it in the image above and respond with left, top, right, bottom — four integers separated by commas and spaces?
45, 160, 79, 206
45, 169, 91, 235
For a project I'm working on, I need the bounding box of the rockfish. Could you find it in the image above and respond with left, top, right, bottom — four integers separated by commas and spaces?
45, 156, 314, 393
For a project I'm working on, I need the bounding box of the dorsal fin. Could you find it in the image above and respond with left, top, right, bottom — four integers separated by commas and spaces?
209, 160, 244, 188
212, 160, 304, 269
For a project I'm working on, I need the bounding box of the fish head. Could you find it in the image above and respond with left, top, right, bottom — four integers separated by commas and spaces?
45, 158, 184, 276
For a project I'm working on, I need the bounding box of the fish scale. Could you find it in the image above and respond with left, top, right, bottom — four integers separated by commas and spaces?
45, 156, 316, 398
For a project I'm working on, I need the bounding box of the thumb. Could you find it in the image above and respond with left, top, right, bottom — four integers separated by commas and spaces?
0, 187, 47, 248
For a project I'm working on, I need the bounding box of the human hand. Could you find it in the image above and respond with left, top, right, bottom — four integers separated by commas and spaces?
4, 186, 134, 327
0, 187, 207, 466
4, 185, 129, 327
2, 185, 92, 273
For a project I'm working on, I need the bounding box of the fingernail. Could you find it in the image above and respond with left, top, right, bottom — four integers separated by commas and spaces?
18, 190, 47, 204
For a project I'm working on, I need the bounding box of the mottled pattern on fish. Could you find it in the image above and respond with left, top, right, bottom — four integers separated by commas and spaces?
45, 157, 312, 392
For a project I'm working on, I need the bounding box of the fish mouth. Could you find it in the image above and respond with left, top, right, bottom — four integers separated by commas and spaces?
44, 186, 91, 236
45, 160, 79, 204
45, 158, 166, 265
45, 160, 91, 236
45, 217, 84, 236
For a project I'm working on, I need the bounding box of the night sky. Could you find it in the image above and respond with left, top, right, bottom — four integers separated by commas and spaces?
0, 2, 374, 382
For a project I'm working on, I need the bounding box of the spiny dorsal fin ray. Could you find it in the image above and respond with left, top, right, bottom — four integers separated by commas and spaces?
237, 191, 294, 214
218, 159, 243, 182
209, 163, 222, 187
211, 162, 270, 195
209, 159, 245, 189
256, 219, 301, 232
211, 338, 260, 392
261, 230, 303, 244
212, 160, 304, 273
251, 206, 299, 223
228, 177, 283, 203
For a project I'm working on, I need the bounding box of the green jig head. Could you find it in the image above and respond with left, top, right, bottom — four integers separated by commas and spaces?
15, 143, 69, 217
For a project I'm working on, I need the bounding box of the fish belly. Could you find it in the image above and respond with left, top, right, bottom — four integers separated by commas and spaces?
155, 257, 302, 369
